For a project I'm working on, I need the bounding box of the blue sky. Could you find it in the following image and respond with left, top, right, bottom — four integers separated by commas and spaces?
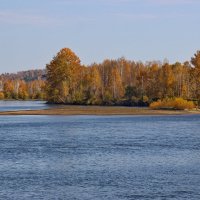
0, 0, 200, 73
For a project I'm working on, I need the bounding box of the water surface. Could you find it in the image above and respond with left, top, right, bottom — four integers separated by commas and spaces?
0, 114, 200, 199
0, 100, 49, 111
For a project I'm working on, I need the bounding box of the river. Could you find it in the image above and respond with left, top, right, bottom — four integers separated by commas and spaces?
0, 100, 50, 112
0, 103, 200, 199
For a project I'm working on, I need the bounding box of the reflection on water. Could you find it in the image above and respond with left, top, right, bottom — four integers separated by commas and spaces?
0, 100, 49, 111
0, 114, 200, 199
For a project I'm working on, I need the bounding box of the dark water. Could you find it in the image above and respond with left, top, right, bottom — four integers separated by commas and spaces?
0, 115, 200, 200
0, 101, 50, 111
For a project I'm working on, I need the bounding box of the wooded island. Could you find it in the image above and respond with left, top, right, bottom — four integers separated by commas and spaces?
1, 48, 200, 110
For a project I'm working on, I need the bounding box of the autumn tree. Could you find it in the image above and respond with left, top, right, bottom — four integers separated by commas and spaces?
18, 81, 29, 100
0, 92, 4, 100
3, 80, 14, 99
146, 63, 160, 99
82, 66, 102, 104
159, 63, 175, 98
46, 48, 82, 103
110, 67, 124, 100
191, 51, 200, 100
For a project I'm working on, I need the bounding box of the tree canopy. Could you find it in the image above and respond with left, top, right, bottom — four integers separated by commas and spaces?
44, 48, 200, 106
46, 48, 81, 103
1, 48, 200, 107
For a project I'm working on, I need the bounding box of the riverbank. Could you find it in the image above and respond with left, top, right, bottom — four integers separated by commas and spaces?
0, 105, 199, 115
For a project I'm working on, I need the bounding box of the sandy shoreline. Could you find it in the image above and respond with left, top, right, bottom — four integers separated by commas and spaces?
0, 106, 199, 116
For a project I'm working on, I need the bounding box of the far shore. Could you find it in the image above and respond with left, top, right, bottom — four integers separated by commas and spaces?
0, 105, 200, 116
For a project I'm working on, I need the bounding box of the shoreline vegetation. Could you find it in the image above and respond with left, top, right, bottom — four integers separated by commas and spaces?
1, 48, 200, 110
0, 105, 200, 116
45, 48, 200, 107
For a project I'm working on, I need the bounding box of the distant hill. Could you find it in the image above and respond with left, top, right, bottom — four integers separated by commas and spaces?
0, 69, 46, 82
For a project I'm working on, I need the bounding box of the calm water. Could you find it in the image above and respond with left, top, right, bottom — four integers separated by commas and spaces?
0, 101, 50, 111
0, 114, 200, 199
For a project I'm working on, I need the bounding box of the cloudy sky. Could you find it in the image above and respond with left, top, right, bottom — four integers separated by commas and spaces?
0, 0, 199, 73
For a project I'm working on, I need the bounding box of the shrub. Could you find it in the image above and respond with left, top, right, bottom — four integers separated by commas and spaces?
0, 92, 4, 100
150, 100, 162, 109
150, 98, 195, 110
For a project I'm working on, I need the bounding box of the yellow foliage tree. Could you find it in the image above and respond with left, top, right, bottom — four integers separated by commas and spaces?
0, 92, 4, 100
46, 48, 81, 103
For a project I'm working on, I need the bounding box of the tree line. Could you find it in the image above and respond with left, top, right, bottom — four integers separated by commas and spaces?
0, 48, 200, 105
0, 70, 46, 100
46, 48, 200, 106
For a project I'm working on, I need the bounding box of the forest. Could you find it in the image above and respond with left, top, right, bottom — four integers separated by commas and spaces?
46, 48, 200, 107
0, 70, 46, 100
1, 48, 200, 107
